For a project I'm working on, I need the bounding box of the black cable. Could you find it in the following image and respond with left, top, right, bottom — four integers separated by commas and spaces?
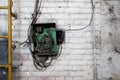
30, 29, 56, 70
33, 55, 45, 70
33, 60, 45, 70
36, 0, 43, 19
20, 0, 42, 45
26, 0, 47, 70
28, 0, 42, 42
65, 0, 95, 31
52, 44, 62, 59
21, 0, 95, 44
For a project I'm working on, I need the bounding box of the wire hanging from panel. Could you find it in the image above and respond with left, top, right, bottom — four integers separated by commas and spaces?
20, 0, 95, 71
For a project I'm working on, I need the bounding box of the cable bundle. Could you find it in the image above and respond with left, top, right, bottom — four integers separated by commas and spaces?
20, 0, 94, 71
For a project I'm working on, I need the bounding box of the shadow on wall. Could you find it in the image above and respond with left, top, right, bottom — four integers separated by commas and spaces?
110, 16, 120, 53
109, 15, 120, 79
12, 0, 21, 80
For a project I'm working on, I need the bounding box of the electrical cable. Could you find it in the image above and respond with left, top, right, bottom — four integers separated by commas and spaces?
27, 7, 60, 70
52, 44, 62, 59
20, 0, 95, 70
28, 0, 47, 70
65, 0, 95, 31
92, 1, 97, 80
21, 0, 95, 43
29, 29, 58, 70
20, 0, 42, 46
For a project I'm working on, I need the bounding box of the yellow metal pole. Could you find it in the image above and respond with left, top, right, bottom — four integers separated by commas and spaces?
8, 65, 12, 80
8, 0, 12, 80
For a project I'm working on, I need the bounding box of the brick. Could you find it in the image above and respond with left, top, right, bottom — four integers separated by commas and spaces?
73, 66, 92, 71
68, 60, 93, 66
18, 77, 28, 80
53, 66, 73, 71
64, 55, 93, 60
65, 77, 73, 80
56, 77, 65, 80
61, 48, 93, 55
63, 43, 92, 49
19, 66, 28, 72
19, 72, 30, 77
46, 77, 56, 80
28, 77, 38, 80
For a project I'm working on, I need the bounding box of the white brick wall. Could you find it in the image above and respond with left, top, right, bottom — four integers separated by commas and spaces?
0, 0, 97, 80
3, 0, 120, 80
11, 0, 96, 80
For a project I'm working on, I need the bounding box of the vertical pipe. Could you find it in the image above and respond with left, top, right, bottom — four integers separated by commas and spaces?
91, 0, 97, 80
8, 65, 12, 80
93, 19, 97, 80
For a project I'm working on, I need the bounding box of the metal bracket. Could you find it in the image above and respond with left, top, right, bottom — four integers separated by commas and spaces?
11, 12, 17, 19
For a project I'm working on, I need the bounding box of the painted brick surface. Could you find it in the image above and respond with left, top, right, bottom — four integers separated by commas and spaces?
11, 0, 96, 80
2, 0, 120, 80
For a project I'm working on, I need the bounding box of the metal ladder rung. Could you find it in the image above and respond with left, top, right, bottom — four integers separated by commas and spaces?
0, 36, 8, 38
0, 65, 9, 68
0, 6, 8, 9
